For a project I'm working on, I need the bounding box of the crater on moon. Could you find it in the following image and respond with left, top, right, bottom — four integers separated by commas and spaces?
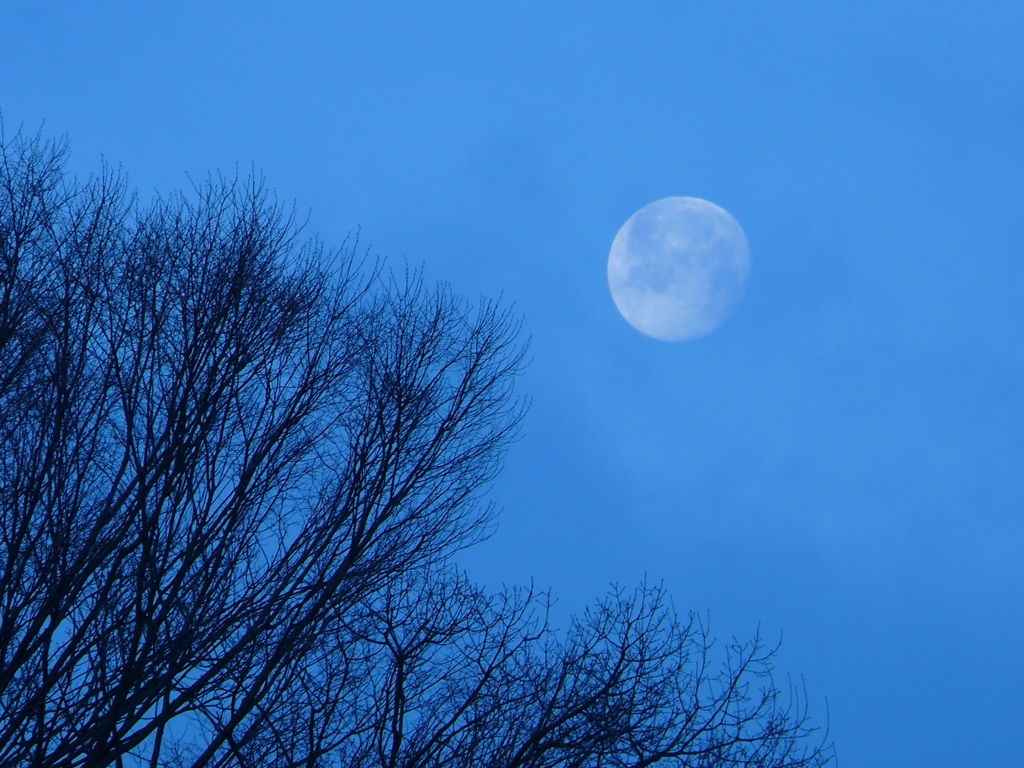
607, 197, 751, 342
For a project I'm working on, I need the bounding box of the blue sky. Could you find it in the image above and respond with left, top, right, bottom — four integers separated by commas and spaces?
4, 3, 1022, 765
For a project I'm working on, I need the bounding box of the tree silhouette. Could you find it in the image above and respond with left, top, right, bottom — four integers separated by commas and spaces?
0, 125, 832, 768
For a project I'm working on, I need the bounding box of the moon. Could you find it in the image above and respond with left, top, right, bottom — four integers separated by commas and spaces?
607, 197, 751, 341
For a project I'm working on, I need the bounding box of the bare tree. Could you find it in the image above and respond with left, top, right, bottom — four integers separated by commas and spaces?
0, 125, 831, 768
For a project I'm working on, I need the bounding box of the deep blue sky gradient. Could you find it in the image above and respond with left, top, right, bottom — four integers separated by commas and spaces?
3, 3, 1022, 765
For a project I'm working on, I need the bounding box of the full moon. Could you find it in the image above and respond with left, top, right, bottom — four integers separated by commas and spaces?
608, 197, 751, 341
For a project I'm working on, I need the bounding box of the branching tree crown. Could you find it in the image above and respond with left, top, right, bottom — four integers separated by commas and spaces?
0, 125, 832, 768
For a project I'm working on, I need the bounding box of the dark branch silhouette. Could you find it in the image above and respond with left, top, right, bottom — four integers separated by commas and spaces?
0, 124, 832, 768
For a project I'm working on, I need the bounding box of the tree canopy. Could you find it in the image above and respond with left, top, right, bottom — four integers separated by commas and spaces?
0, 125, 831, 768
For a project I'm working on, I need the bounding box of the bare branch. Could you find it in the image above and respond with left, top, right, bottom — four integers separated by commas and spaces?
0, 123, 830, 768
